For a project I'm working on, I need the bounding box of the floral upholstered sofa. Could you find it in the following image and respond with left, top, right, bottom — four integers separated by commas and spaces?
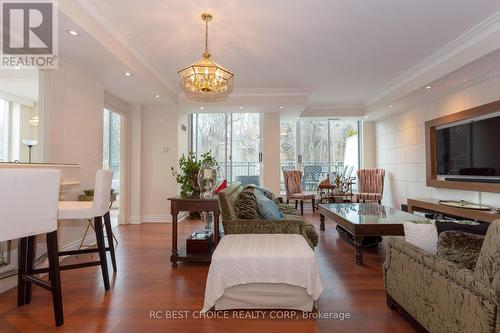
218, 182, 318, 248
383, 219, 500, 333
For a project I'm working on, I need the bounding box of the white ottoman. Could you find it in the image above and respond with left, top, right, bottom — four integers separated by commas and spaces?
202, 234, 323, 312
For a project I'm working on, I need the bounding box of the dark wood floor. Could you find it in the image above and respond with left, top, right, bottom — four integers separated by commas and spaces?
0, 212, 417, 333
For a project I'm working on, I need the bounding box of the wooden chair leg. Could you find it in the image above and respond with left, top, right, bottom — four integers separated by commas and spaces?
24, 236, 36, 304
286, 199, 289, 204
94, 216, 110, 290
46, 230, 64, 327
103, 212, 117, 272
17, 237, 27, 307
295, 200, 298, 209
300, 200, 304, 215
312, 198, 316, 213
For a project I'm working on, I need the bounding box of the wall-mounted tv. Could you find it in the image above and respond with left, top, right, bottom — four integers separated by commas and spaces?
435, 113, 500, 178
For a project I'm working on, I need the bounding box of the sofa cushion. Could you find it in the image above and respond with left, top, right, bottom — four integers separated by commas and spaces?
437, 231, 484, 270
435, 220, 489, 236
254, 190, 283, 220
235, 188, 260, 219
403, 221, 438, 254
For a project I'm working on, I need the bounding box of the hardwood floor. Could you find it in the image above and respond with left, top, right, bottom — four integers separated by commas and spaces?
0, 212, 417, 333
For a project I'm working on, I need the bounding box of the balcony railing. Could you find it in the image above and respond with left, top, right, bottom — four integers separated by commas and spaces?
216, 160, 347, 192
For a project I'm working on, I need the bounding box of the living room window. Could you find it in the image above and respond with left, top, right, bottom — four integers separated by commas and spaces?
280, 118, 360, 192
192, 113, 261, 184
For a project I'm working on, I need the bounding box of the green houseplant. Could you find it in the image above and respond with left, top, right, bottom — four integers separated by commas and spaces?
171, 151, 219, 196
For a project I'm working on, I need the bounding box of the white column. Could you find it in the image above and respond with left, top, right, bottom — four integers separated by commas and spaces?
362, 121, 375, 168
261, 113, 281, 194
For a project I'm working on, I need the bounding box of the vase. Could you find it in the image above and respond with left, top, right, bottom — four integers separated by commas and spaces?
198, 163, 217, 198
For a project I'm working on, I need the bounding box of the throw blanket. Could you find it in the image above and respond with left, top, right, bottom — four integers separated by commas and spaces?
203, 234, 324, 312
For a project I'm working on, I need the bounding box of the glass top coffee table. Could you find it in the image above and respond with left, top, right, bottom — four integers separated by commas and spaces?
318, 203, 429, 265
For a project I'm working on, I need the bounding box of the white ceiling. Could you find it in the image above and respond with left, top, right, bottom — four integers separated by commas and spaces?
85, 0, 500, 107
0, 69, 38, 102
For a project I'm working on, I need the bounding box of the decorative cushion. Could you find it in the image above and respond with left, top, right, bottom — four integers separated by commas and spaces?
215, 180, 228, 194
254, 190, 283, 220
403, 221, 438, 254
245, 185, 279, 204
289, 193, 315, 200
435, 220, 490, 236
356, 193, 383, 201
234, 188, 260, 219
278, 203, 300, 216
437, 231, 484, 270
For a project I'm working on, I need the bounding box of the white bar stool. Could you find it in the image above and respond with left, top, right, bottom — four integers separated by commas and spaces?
57, 169, 116, 290
0, 169, 64, 326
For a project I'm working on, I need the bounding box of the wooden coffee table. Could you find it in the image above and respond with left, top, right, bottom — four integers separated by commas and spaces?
318, 203, 429, 265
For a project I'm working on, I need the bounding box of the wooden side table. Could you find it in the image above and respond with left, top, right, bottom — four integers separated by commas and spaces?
168, 195, 220, 268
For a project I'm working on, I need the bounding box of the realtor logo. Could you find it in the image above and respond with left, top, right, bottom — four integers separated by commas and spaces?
1, 0, 58, 69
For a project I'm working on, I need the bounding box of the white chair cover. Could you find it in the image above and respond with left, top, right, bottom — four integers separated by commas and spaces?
0, 169, 61, 242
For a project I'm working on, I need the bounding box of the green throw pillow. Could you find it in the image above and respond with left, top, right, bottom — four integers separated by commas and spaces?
437, 230, 484, 270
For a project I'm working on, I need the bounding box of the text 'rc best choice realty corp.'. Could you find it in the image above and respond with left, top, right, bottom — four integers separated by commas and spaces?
149, 310, 352, 321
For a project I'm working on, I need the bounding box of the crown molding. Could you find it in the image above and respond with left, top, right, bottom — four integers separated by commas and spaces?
366, 10, 500, 107
67, 0, 177, 103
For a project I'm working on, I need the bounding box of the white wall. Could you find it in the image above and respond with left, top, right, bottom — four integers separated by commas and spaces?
139, 106, 183, 222
375, 75, 500, 209
262, 113, 281, 194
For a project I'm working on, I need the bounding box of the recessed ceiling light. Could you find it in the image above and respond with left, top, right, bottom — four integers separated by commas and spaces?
124, 72, 132, 77
364, 115, 368, 119
13, 66, 21, 70
388, 104, 393, 108
155, 94, 160, 98
239, 106, 244, 110
200, 106, 204, 110
425, 85, 432, 90
279, 106, 284, 109
66, 29, 79, 36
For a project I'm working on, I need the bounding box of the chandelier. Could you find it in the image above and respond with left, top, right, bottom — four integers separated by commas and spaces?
178, 13, 234, 102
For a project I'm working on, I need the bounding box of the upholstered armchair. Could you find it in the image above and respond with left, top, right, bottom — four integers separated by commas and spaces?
282, 170, 316, 215
383, 219, 500, 333
355, 168, 385, 203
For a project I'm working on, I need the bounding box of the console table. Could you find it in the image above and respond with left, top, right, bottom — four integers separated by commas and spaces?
168, 195, 220, 267
407, 198, 499, 223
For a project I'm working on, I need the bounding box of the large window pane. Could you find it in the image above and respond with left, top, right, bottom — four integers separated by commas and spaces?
300, 120, 329, 191
329, 120, 359, 188
103, 108, 121, 206
280, 120, 296, 192
193, 113, 227, 180
230, 113, 260, 184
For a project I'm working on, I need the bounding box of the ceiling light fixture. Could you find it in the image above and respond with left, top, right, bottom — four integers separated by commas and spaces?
155, 94, 160, 98
239, 106, 244, 110
178, 13, 234, 102
425, 85, 432, 89
200, 106, 204, 110
66, 29, 79, 36
388, 104, 393, 108
279, 106, 284, 109
124, 72, 132, 77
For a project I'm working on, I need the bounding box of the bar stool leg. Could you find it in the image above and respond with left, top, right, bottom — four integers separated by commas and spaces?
103, 212, 117, 272
94, 216, 110, 290
24, 235, 36, 304
46, 230, 64, 327
17, 237, 27, 307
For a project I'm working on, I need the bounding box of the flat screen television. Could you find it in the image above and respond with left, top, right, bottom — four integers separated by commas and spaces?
435, 113, 500, 179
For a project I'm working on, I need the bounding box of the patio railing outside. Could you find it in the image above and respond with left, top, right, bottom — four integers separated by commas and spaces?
215, 160, 347, 193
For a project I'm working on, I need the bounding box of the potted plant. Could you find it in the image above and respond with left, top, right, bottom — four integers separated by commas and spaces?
171, 151, 219, 197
